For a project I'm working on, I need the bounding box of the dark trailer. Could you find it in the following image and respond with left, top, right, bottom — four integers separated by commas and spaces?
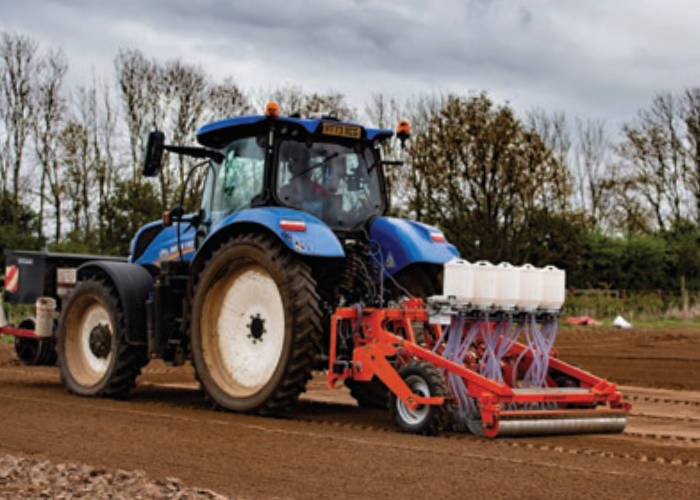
1, 250, 126, 365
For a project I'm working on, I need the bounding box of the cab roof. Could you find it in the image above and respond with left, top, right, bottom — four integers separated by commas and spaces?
196, 115, 393, 149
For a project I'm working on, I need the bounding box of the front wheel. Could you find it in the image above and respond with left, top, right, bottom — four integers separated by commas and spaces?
391, 361, 448, 435
190, 233, 322, 414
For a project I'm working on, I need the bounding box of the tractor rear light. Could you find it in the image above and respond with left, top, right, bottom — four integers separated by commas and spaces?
430, 232, 446, 243
280, 220, 306, 232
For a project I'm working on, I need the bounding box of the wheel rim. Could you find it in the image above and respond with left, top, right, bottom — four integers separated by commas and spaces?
63, 296, 114, 387
201, 263, 286, 398
396, 374, 431, 426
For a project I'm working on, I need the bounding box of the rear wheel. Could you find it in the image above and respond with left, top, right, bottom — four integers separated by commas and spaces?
191, 233, 322, 414
391, 360, 448, 435
58, 280, 145, 397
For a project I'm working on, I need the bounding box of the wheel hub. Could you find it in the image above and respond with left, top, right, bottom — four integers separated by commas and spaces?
246, 314, 266, 344
88, 324, 112, 358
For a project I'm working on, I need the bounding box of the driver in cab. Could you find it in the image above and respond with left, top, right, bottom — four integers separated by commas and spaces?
278, 142, 343, 217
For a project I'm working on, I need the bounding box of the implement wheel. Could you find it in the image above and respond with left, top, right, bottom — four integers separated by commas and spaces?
348, 266, 442, 409
191, 233, 322, 414
391, 360, 448, 436
14, 318, 56, 366
57, 280, 145, 397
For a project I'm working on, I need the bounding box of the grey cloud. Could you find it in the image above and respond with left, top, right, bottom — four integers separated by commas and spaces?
1, 0, 699, 127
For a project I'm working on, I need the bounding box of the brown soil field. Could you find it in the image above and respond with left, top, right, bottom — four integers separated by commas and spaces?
0, 326, 699, 499
556, 326, 700, 391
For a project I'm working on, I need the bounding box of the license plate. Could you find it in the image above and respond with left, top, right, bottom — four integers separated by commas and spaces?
321, 122, 361, 139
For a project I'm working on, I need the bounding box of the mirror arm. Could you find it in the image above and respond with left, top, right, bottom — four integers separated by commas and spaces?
164, 145, 224, 163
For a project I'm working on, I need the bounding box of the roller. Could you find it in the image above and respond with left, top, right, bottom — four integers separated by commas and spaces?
466, 411, 627, 437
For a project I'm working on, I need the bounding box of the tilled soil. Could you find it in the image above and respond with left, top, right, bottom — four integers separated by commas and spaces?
0, 326, 699, 499
555, 326, 700, 391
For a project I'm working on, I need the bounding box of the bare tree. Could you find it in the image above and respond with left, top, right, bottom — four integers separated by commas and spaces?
95, 80, 118, 248
575, 118, 611, 224
32, 48, 67, 241
620, 92, 689, 230
207, 77, 251, 121
683, 87, 700, 222
59, 118, 90, 237
115, 49, 166, 182
255, 84, 355, 120
255, 84, 305, 115
525, 109, 572, 211
163, 60, 208, 210
0, 31, 38, 218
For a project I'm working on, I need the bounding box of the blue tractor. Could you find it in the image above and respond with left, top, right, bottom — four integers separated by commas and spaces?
56, 104, 458, 413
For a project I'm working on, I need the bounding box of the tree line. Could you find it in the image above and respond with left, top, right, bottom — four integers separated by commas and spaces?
1, 31, 699, 295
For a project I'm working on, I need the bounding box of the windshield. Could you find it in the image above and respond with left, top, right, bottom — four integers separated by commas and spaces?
201, 136, 265, 228
276, 140, 384, 230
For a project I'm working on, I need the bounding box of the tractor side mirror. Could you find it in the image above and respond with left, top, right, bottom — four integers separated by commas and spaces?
143, 130, 165, 177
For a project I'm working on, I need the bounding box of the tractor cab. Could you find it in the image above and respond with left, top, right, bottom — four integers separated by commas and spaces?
195, 106, 393, 238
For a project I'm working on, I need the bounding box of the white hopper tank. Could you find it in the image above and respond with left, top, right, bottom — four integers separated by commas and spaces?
517, 264, 543, 311
442, 259, 475, 302
494, 262, 519, 310
540, 265, 566, 311
472, 261, 499, 309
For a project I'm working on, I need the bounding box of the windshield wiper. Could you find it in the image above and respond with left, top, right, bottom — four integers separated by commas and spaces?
290, 152, 340, 180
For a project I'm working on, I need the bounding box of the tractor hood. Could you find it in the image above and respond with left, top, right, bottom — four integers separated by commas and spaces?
369, 217, 459, 275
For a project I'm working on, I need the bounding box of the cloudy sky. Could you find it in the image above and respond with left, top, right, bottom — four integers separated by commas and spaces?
2, 0, 700, 128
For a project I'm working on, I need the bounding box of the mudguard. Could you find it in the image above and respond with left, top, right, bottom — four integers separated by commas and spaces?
369, 217, 459, 275
188, 207, 345, 290
76, 261, 154, 345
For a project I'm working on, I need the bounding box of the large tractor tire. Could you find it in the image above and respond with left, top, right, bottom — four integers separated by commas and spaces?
57, 280, 145, 397
190, 233, 322, 415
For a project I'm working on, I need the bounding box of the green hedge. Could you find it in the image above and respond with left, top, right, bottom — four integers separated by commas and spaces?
562, 290, 698, 320
567, 222, 700, 293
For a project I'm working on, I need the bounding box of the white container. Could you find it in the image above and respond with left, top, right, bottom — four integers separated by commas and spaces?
517, 264, 543, 311
472, 260, 499, 309
540, 265, 566, 311
35, 297, 56, 338
442, 259, 475, 302
494, 262, 520, 310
